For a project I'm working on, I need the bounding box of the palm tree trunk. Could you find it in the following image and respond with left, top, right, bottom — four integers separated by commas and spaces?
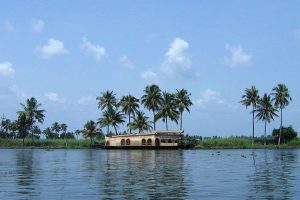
113, 125, 118, 135
153, 111, 156, 130
129, 113, 131, 134
264, 120, 267, 146
166, 117, 168, 130
107, 125, 109, 135
180, 111, 183, 130
278, 108, 282, 145
252, 105, 255, 145
22, 136, 25, 146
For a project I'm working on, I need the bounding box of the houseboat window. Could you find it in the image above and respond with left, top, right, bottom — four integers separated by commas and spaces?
147, 138, 152, 145
106, 141, 110, 146
161, 139, 166, 143
121, 139, 125, 145
142, 139, 146, 145
126, 139, 130, 145
168, 139, 172, 143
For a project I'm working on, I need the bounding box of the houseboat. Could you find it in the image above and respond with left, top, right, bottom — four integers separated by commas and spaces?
104, 130, 184, 149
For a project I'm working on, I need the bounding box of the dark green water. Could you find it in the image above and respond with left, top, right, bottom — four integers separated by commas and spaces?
0, 149, 299, 199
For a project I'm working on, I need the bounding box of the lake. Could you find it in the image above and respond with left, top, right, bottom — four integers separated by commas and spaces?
0, 149, 299, 199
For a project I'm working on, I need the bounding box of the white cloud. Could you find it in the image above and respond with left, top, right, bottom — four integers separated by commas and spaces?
141, 69, 159, 84
44, 92, 66, 103
120, 55, 134, 69
78, 95, 97, 106
160, 37, 192, 75
0, 62, 15, 77
3, 21, 14, 32
36, 38, 68, 59
32, 19, 45, 33
224, 44, 252, 67
194, 89, 224, 106
81, 37, 106, 61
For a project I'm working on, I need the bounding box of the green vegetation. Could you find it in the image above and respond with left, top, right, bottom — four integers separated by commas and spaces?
0, 138, 104, 149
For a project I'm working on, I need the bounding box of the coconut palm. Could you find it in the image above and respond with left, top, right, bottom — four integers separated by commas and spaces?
255, 93, 278, 146
155, 92, 179, 130
175, 89, 193, 130
60, 123, 68, 147
141, 84, 162, 130
130, 111, 152, 133
119, 95, 139, 134
271, 84, 292, 145
240, 86, 260, 145
16, 111, 28, 146
74, 129, 81, 140
110, 108, 125, 135
82, 120, 98, 146
98, 109, 113, 135
96, 90, 117, 111
18, 97, 45, 143
51, 122, 61, 138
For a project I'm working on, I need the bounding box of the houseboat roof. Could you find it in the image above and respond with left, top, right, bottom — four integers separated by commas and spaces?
107, 130, 184, 138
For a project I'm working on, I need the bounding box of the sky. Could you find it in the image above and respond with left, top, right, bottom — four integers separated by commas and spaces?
1, 1, 300, 137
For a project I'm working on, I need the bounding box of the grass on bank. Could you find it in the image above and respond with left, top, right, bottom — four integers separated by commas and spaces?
0, 138, 105, 148
195, 137, 300, 149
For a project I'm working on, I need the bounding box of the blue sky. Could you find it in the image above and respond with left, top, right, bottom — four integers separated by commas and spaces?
1, 1, 300, 136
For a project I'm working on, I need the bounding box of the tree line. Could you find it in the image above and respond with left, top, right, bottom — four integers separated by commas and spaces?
0, 85, 192, 146
240, 83, 293, 145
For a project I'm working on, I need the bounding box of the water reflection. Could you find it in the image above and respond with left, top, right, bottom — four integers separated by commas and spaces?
15, 150, 40, 197
248, 150, 298, 199
100, 150, 188, 199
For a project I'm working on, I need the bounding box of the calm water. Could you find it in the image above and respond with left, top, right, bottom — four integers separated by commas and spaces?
0, 149, 299, 199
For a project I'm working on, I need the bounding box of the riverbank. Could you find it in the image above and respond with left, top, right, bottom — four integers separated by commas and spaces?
0, 138, 104, 149
1, 138, 300, 149
195, 138, 300, 149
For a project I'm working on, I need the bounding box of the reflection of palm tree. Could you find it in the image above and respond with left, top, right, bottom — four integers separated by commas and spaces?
240, 86, 259, 145
119, 95, 139, 134
141, 85, 162, 130
255, 94, 278, 145
155, 92, 179, 130
130, 111, 152, 133
271, 84, 292, 145
175, 89, 192, 130
18, 97, 45, 143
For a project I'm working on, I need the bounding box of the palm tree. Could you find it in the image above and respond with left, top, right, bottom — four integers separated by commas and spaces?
110, 108, 125, 135
96, 90, 117, 111
96, 90, 117, 134
51, 122, 61, 138
240, 86, 260, 145
60, 123, 68, 147
155, 92, 179, 130
129, 111, 152, 133
255, 93, 278, 146
98, 109, 113, 135
43, 127, 52, 139
18, 97, 45, 143
271, 84, 292, 145
119, 95, 139, 134
141, 84, 162, 130
16, 111, 28, 146
175, 89, 193, 130
74, 129, 81, 140
82, 120, 98, 146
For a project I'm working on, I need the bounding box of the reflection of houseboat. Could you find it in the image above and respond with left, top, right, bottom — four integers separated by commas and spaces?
104, 130, 184, 149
